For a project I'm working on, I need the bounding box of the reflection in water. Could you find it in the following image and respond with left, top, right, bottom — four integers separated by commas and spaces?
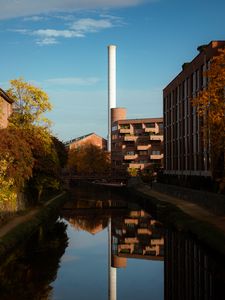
1, 186, 225, 299
63, 187, 165, 300
0, 221, 68, 300
164, 229, 225, 300
63, 186, 225, 300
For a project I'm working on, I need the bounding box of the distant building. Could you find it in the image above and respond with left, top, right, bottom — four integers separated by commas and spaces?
163, 41, 225, 183
0, 88, 13, 128
111, 108, 163, 173
65, 132, 107, 151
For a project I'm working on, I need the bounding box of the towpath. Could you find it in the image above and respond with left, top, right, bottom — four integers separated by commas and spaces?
136, 184, 225, 233
0, 193, 65, 238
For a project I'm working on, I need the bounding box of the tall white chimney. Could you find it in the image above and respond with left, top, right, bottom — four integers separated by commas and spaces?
108, 44, 117, 152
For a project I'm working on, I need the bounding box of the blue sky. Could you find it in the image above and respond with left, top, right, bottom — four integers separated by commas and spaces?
0, 0, 225, 142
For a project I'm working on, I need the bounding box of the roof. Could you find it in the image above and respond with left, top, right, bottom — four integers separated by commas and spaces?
114, 117, 163, 125
65, 132, 106, 145
0, 88, 14, 104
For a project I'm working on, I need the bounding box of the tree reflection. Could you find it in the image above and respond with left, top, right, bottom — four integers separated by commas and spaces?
0, 220, 68, 300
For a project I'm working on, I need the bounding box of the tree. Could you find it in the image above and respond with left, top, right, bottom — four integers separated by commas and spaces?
7, 77, 52, 128
67, 143, 110, 176
6, 78, 64, 202
23, 128, 63, 203
192, 48, 225, 185
0, 128, 34, 210
52, 136, 68, 169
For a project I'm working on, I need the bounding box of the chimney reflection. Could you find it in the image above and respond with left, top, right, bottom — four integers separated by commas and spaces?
64, 197, 165, 300
108, 204, 164, 300
63, 191, 225, 300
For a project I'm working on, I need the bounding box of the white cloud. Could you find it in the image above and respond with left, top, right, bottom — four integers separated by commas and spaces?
0, 0, 150, 20
70, 18, 113, 32
46, 77, 100, 86
13, 16, 121, 45
23, 16, 44, 21
36, 37, 58, 46
34, 29, 84, 38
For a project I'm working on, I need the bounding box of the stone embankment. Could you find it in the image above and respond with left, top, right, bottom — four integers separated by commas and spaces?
0, 192, 68, 261
127, 178, 225, 257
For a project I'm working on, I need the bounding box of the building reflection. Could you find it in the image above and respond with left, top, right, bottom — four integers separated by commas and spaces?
65, 195, 225, 300
164, 229, 225, 300
109, 208, 164, 300
111, 209, 164, 266
64, 198, 165, 300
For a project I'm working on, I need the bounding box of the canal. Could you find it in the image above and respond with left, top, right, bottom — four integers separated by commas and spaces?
0, 184, 225, 300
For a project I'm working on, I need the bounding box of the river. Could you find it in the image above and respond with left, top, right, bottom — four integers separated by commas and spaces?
0, 184, 225, 300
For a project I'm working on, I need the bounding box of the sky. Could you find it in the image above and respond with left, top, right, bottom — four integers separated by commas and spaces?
0, 0, 225, 142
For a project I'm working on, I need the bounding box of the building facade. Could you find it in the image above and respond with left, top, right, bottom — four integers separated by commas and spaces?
111, 108, 163, 173
0, 88, 13, 128
65, 132, 107, 151
163, 41, 225, 181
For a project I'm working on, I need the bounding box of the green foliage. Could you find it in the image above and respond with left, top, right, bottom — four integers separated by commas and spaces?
128, 168, 138, 177
52, 136, 68, 169
22, 128, 65, 203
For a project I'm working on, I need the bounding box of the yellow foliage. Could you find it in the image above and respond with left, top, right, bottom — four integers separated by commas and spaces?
0, 159, 17, 211
7, 77, 52, 128
192, 48, 225, 177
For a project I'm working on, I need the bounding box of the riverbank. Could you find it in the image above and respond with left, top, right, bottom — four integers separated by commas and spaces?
0, 192, 68, 261
127, 179, 225, 257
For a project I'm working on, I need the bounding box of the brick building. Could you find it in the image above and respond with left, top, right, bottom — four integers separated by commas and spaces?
65, 132, 107, 151
111, 108, 163, 174
0, 88, 13, 128
163, 41, 225, 183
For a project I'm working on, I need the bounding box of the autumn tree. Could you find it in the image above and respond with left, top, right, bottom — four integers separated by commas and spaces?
7, 77, 52, 128
26, 136, 61, 203
67, 143, 110, 176
5, 78, 66, 203
192, 48, 225, 185
0, 128, 34, 211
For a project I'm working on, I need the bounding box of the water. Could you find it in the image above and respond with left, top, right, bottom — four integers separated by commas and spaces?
1, 185, 225, 300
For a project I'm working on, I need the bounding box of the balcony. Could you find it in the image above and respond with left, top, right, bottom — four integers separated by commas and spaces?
145, 127, 157, 133
124, 154, 138, 160
137, 228, 152, 235
137, 145, 150, 150
119, 128, 132, 134
124, 135, 137, 141
125, 237, 139, 243
150, 154, 163, 160
149, 135, 163, 142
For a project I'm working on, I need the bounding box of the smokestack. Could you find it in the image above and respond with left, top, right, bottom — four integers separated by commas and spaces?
108, 44, 117, 152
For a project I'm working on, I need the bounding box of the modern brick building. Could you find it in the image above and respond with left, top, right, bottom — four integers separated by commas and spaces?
163, 41, 225, 183
0, 88, 13, 128
111, 108, 163, 173
65, 132, 107, 151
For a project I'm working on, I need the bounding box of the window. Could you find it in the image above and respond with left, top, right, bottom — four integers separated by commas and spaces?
133, 124, 142, 129
152, 150, 161, 155
120, 124, 130, 129
145, 123, 155, 128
